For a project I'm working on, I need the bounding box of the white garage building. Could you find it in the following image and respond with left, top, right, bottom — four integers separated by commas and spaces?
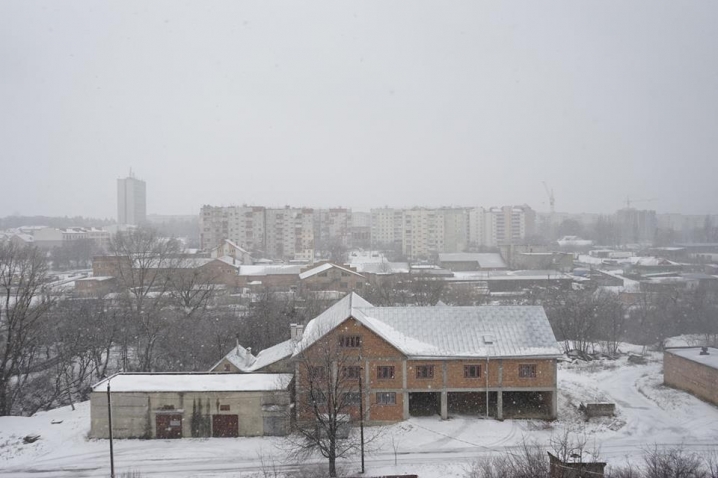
90, 373, 293, 439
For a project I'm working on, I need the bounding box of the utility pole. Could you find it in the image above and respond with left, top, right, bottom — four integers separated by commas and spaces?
107, 379, 115, 478
359, 369, 365, 474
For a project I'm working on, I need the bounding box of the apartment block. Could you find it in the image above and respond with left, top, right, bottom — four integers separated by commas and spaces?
402, 208, 444, 260
440, 208, 471, 253
487, 205, 536, 246
199, 206, 265, 252
370, 208, 404, 248
265, 207, 314, 262
313, 208, 352, 254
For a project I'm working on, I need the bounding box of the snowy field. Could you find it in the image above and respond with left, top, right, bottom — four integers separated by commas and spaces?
1, 349, 718, 477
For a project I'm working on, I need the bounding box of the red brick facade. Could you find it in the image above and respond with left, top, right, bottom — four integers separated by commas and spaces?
295, 317, 558, 424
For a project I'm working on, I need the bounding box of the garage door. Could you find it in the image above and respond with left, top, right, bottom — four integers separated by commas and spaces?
212, 414, 239, 438
156, 414, 183, 439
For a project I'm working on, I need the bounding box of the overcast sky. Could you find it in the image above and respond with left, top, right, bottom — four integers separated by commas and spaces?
1, 1, 717, 219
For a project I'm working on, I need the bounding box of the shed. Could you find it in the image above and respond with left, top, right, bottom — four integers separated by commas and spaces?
90, 373, 293, 439
664, 347, 718, 406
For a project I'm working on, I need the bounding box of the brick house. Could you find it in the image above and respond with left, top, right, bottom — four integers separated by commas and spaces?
293, 293, 561, 425
298, 263, 366, 293
664, 347, 718, 406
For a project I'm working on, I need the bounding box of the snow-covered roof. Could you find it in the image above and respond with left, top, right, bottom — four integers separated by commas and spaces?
449, 270, 573, 282
666, 348, 718, 371
353, 262, 410, 275
214, 256, 241, 269
93, 373, 292, 392
251, 340, 294, 371
212, 340, 295, 373
221, 239, 250, 255
438, 253, 507, 269
239, 265, 304, 276
299, 263, 364, 280
75, 276, 114, 282
295, 292, 561, 359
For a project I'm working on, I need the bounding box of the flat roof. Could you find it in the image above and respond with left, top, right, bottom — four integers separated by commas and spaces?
92, 373, 292, 393
667, 348, 718, 371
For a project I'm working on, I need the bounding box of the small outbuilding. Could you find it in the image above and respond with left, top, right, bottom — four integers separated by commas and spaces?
664, 347, 718, 406
90, 373, 293, 439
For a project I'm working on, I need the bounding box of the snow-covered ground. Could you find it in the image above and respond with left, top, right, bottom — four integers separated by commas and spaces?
2, 350, 718, 477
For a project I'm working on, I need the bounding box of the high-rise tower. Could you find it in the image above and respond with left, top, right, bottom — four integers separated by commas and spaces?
117, 170, 146, 225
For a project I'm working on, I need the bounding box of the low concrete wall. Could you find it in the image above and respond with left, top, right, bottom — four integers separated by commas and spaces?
581, 403, 615, 418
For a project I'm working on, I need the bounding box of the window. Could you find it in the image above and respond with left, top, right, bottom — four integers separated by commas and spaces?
377, 366, 395, 380
415, 365, 434, 379
343, 392, 362, 406
308, 389, 327, 403
309, 366, 326, 380
464, 364, 482, 378
519, 364, 537, 378
376, 392, 396, 405
339, 335, 362, 348
219, 404, 230, 411
342, 366, 361, 380
223, 363, 231, 372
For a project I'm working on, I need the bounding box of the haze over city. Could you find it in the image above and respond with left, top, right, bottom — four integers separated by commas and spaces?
2, 0, 718, 218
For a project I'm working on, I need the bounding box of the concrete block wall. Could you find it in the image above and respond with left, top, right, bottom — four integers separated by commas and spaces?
664, 351, 718, 406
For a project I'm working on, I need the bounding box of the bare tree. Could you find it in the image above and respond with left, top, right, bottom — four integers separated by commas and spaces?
290, 325, 370, 477
109, 227, 182, 371
0, 241, 53, 415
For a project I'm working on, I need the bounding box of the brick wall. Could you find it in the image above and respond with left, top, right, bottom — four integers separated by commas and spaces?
664, 351, 718, 406
294, 317, 557, 424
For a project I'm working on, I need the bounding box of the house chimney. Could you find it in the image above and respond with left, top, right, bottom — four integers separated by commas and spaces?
700, 347, 710, 356
296, 325, 304, 340
247, 347, 252, 356
236, 336, 240, 356
290, 323, 298, 341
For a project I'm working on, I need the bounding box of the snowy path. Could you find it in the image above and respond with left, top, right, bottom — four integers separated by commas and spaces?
2, 356, 718, 477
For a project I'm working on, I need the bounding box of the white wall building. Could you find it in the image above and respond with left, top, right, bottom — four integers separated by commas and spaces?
117, 173, 147, 225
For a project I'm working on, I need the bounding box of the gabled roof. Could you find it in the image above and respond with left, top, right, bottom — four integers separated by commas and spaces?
218, 239, 251, 255
214, 255, 241, 269
251, 340, 294, 371
294, 292, 561, 359
212, 340, 294, 373
294, 292, 373, 354
298, 263, 365, 280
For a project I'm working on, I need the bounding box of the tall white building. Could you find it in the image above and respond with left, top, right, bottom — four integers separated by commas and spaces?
314, 208, 352, 253
402, 208, 444, 260
370, 208, 404, 248
439, 208, 471, 253
117, 173, 146, 225
265, 207, 315, 262
486, 205, 536, 245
